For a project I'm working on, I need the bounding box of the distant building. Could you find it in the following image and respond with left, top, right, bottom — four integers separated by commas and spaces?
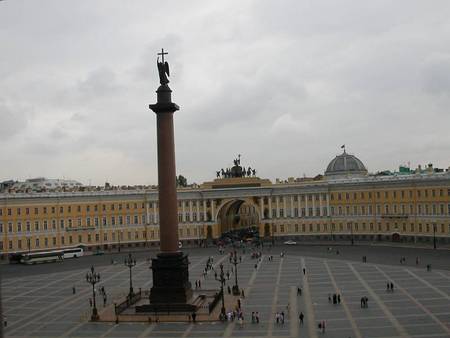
0, 151, 449, 257
10, 178, 83, 193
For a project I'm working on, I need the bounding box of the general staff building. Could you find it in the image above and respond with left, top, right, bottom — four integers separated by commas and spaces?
1, 151, 450, 258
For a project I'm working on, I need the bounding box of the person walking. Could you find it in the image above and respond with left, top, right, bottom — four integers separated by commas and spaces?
72, 286, 76, 294
299, 312, 304, 326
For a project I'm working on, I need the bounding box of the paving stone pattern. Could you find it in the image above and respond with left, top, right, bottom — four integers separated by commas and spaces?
3, 250, 450, 338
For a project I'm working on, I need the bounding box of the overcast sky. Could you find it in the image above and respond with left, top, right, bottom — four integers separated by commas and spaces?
1, 1, 450, 186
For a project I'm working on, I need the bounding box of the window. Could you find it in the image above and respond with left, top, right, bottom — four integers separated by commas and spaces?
111, 216, 116, 226
43, 220, 48, 230
88, 234, 91, 242
61, 236, 65, 245
60, 219, 65, 229
60, 206, 63, 213
95, 217, 99, 227
7, 208, 11, 216
96, 234, 99, 242
68, 206, 71, 213
119, 216, 123, 225
126, 203, 130, 210
17, 222, 22, 232
53, 237, 56, 245
77, 205, 81, 212
44, 238, 48, 247
86, 205, 90, 212
279, 209, 284, 217
35, 221, 39, 231
34, 207, 38, 215
126, 215, 131, 224
8, 223, 12, 233
26, 221, 31, 232
36, 238, 40, 247
78, 235, 82, 243
18, 240, 22, 249
103, 217, 107, 226
134, 215, 139, 224
86, 218, 91, 227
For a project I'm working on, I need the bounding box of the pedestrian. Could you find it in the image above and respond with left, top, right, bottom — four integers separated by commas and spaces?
103, 295, 107, 307
241, 289, 245, 298
228, 285, 231, 294
360, 297, 364, 308
276, 312, 280, 324
416, 257, 419, 265
303, 268, 306, 275
251, 312, 255, 323
72, 286, 76, 294
364, 296, 368, 308
192, 311, 196, 323
237, 298, 241, 309
328, 294, 331, 303
322, 320, 326, 333
390, 282, 394, 292
89, 298, 93, 307
386, 282, 390, 292
299, 312, 304, 325
337, 294, 341, 304
256, 311, 260, 323
198, 280, 201, 288
333, 294, 337, 304
281, 311, 285, 324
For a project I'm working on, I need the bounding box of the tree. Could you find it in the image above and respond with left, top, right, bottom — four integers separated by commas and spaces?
176, 175, 188, 187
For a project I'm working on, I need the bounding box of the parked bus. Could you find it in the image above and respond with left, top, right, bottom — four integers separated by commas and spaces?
20, 250, 64, 264
63, 247, 84, 259
8, 252, 24, 264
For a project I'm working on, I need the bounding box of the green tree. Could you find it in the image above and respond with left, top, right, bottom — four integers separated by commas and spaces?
176, 175, 188, 187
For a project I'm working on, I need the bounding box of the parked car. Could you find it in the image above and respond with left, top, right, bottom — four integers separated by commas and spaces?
283, 240, 297, 245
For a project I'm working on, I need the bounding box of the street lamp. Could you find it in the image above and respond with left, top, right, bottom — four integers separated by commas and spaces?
350, 222, 354, 246
85, 266, 100, 321
124, 253, 136, 298
118, 230, 122, 252
214, 263, 226, 317
433, 224, 437, 249
231, 250, 240, 295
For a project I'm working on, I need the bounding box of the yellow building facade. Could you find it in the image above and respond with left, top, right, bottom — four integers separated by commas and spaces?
1, 152, 450, 257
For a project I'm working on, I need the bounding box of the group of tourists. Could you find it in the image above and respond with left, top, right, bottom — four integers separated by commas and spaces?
386, 282, 395, 292
251, 311, 260, 323
275, 311, 286, 324
328, 293, 341, 304
360, 296, 369, 308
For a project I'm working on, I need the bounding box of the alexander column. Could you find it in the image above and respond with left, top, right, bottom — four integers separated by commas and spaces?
146, 49, 193, 308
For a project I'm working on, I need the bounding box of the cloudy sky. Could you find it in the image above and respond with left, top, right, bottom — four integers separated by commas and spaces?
1, 1, 450, 186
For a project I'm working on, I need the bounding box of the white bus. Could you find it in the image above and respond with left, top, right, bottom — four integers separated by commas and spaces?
21, 250, 64, 264
63, 247, 84, 259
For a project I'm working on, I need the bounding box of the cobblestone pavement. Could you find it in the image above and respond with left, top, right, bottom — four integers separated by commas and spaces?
2, 246, 450, 338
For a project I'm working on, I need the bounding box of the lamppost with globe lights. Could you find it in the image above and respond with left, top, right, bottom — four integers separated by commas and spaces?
231, 250, 240, 295
214, 263, 226, 318
124, 253, 136, 298
85, 266, 100, 321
